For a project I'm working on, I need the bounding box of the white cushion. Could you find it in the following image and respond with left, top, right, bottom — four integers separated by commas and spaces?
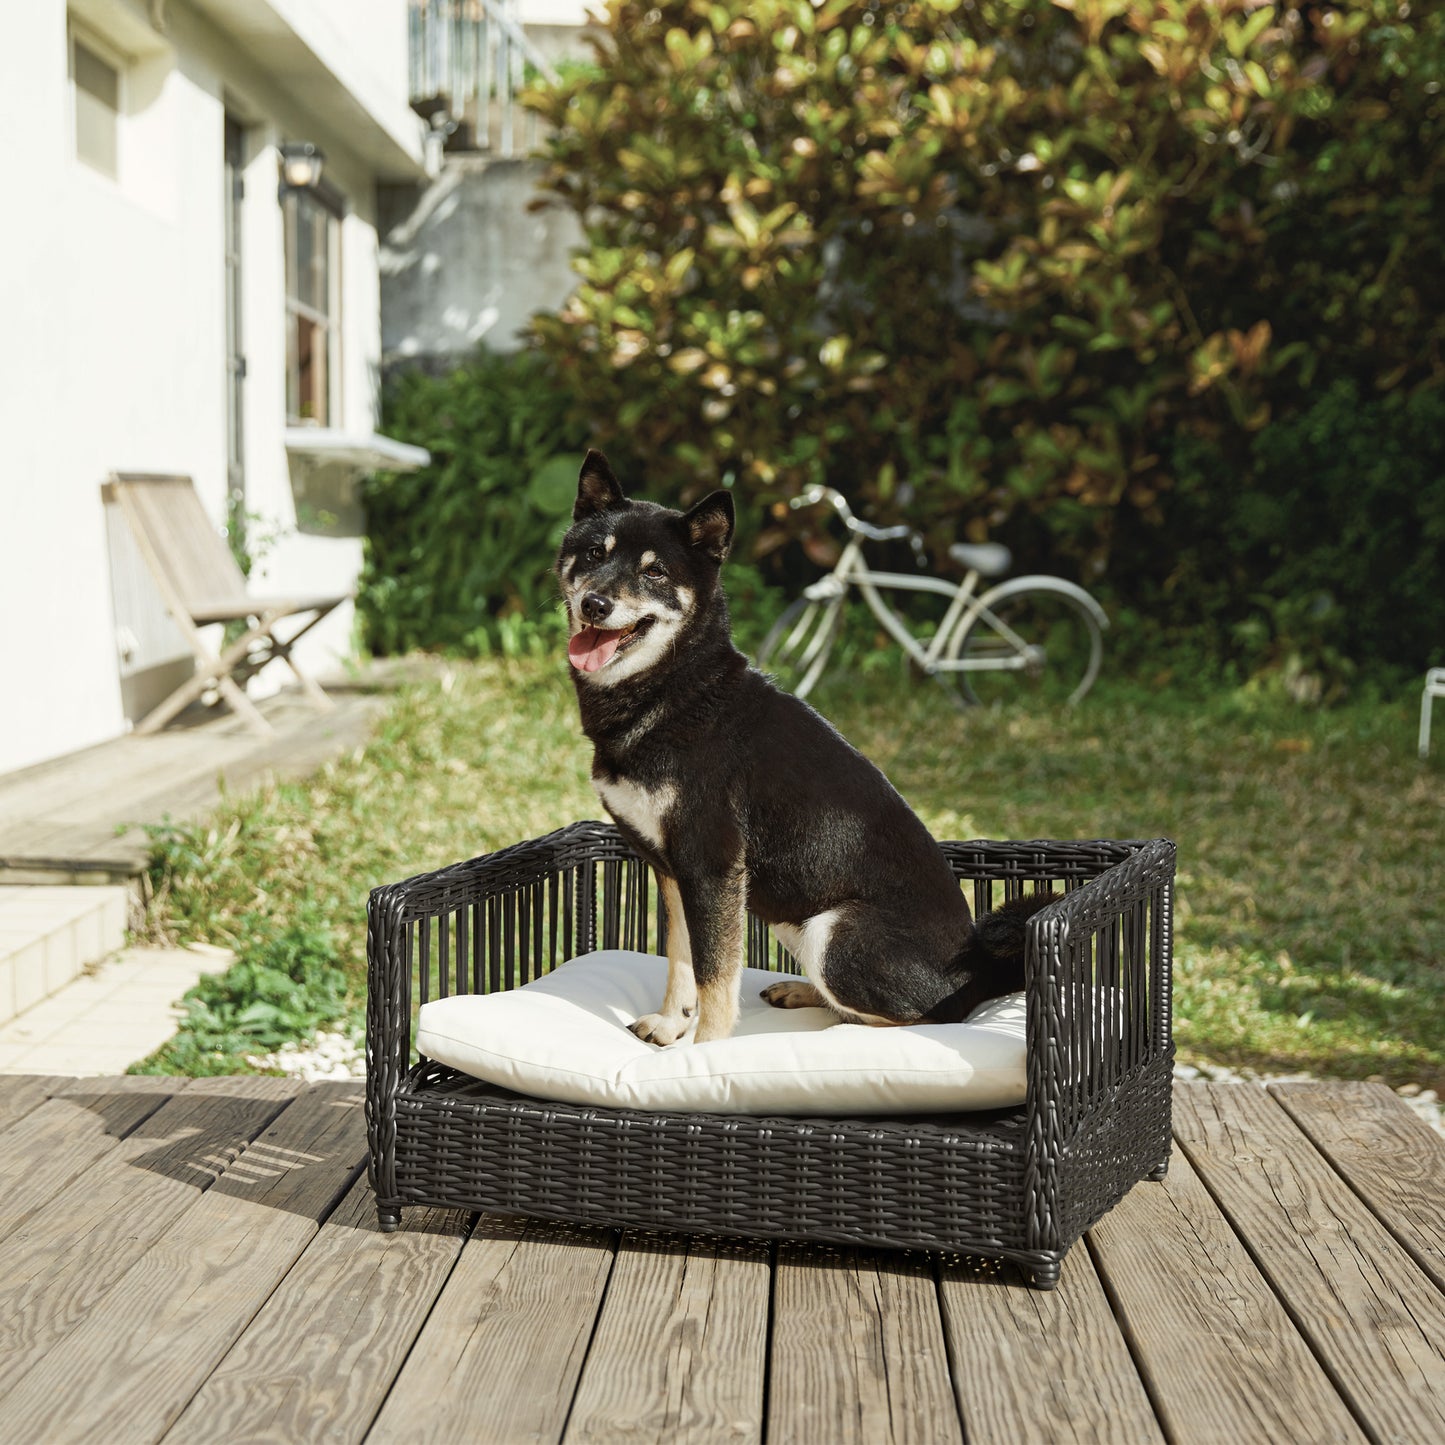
417, 949, 1028, 1115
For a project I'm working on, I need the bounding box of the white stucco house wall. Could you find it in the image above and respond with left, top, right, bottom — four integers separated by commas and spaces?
0, 0, 431, 777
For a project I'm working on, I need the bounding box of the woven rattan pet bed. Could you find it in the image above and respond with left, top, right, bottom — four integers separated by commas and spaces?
366, 821, 1176, 1289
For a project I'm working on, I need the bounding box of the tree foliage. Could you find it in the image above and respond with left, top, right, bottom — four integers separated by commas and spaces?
526, 0, 1445, 623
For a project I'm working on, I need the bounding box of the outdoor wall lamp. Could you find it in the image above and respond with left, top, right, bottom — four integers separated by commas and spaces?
278, 141, 326, 195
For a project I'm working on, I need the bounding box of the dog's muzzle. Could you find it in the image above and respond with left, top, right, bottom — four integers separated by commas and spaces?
568, 616, 655, 673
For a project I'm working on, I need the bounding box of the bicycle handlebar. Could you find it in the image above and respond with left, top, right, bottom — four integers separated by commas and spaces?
790, 485, 852, 520
790, 486, 925, 558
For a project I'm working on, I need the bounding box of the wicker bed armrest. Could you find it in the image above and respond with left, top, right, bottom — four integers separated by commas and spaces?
370, 821, 628, 927
1021, 837, 1177, 1132
366, 820, 627, 1073
367, 822, 638, 1199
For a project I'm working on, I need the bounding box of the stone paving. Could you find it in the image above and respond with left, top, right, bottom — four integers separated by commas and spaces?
0, 944, 232, 1075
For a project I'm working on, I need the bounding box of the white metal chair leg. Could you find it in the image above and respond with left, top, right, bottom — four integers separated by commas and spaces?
1422, 669, 1445, 759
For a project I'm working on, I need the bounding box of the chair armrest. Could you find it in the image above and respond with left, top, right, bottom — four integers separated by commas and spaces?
366, 820, 636, 1204
372, 820, 632, 926
365, 819, 644, 1073
1022, 837, 1177, 1132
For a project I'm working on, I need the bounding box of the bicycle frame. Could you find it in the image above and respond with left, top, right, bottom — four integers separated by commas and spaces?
810, 537, 1038, 675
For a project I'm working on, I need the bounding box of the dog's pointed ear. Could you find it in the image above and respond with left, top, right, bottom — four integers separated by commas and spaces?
574, 451, 628, 521
681, 490, 734, 561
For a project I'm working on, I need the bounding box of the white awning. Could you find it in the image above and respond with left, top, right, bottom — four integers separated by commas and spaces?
284, 428, 430, 473
283, 429, 430, 537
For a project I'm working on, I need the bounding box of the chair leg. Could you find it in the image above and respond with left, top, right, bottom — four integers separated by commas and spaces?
277, 646, 336, 712
215, 675, 274, 735
378, 1206, 401, 1233
138, 613, 293, 735
134, 669, 215, 734
134, 600, 349, 735
1422, 684, 1434, 759
135, 658, 271, 736
269, 603, 343, 712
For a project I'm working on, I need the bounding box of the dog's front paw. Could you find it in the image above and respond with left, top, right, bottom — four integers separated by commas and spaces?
628, 1012, 692, 1047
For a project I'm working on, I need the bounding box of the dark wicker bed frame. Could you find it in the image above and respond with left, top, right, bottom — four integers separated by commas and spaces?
366, 821, 1176, 1289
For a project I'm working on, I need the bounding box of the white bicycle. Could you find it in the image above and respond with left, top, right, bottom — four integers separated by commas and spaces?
757, 486, 1108, 706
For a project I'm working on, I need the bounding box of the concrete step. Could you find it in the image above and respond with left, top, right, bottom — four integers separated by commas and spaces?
0, 885, 129, 1026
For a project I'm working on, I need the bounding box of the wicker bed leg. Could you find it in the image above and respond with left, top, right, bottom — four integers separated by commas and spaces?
378, 1206, 401, 1233
1026, 1256, 1062, 1290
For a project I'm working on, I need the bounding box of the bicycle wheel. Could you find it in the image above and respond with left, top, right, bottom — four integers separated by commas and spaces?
944, 585, 1103, 708
757, 596, 843, 699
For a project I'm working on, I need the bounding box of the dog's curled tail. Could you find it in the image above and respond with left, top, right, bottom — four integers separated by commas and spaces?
931, 891, 1058, 1023
972, 890, 1058, 969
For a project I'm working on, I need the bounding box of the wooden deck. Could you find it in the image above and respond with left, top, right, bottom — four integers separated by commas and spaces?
0, 1075, 1441, 1444
0, 662, 437, 886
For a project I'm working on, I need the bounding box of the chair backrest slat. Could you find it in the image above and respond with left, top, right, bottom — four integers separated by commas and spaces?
107, 474, 248, 615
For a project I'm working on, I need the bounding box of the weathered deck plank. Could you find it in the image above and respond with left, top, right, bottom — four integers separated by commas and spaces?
367, 1215, 616, 1444
163, 1171, 471, 1445
0, 1076, 1438, 1444
1270, 1079, 1445, 1294
0, 688, 389, 881
0, 1082, 366, 1444
1087, 1140, 1366, 1444
564, 1231, 771, 1445
769, 1244, 962, 1445
0, 1073, 71, 1135
0, 1075, 180, 1245
0, 1076, 297, 1403
938, 1248, 1164, 1445
1174, 1082, 1445, 1445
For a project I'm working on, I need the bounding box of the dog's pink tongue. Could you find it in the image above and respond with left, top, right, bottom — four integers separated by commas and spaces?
568, 626, 624, 673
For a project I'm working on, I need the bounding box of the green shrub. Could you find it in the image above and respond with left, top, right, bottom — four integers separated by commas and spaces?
1116, 381, 1445, 682
1246, 383, 1445, 671
525, 0, 1445, 667
358, 351, 589, 655
132, 907, 348, 1077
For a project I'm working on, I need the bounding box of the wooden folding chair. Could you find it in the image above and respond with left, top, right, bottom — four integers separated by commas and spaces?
103, 473, 350, 736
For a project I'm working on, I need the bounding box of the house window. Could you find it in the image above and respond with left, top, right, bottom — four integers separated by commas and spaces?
72, 30, 122, 179
284, 190, 339, 425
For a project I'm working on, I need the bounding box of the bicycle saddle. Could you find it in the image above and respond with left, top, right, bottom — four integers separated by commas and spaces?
949, 541, 1012, 577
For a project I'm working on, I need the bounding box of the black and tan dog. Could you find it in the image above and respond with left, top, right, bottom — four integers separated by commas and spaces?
558, 451, 1051, 1045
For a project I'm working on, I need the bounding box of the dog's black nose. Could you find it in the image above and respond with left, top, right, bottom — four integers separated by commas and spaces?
580, 592, 613, 624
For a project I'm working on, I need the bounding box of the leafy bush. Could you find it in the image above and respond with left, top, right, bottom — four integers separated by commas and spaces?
1245, 383, 1445, 671
358, 351, 589, 654
525, 0, 1445, 666
132, 908, 348, 1077
1118, 381, 1445, 684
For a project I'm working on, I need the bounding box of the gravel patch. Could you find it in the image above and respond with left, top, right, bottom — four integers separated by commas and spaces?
248, 1029, 365, 1083
1175, 1060, 1444, 1136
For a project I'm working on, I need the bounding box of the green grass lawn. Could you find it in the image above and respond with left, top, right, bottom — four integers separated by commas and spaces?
133, 654, 1444, 1089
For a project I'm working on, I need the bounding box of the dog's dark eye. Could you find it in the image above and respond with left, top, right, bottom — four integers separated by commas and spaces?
586, 544, 606, 564
643, 563, 667, 581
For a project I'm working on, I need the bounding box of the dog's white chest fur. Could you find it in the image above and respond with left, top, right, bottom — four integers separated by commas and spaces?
594, 775, 675, 852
